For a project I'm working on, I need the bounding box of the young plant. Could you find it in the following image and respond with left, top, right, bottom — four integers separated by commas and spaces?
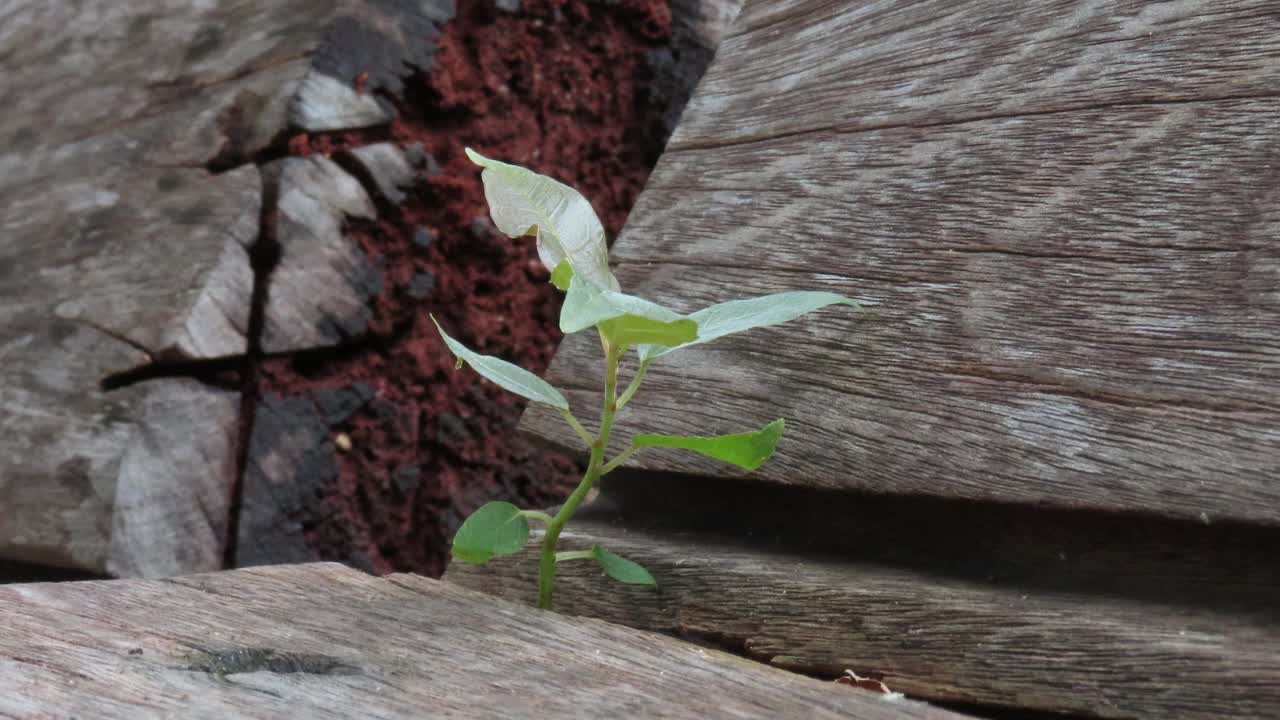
438, 148, 864, 610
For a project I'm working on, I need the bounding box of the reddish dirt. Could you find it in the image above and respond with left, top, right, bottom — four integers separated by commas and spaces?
254, 0, 679, 577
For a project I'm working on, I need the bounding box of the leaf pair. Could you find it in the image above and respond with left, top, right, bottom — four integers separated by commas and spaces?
452, 501, 654, 586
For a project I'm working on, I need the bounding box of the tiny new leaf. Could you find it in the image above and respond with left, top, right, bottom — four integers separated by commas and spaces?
550, 259, 573, 291
632, 418, 785, 471
638, 291, 863, 362
592, 545, 656, 585
432, 315, 569, 410
465, 148, 619, 292
451, 501, 530, 564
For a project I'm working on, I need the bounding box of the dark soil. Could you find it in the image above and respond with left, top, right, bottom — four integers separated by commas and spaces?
251, 0, 692, 577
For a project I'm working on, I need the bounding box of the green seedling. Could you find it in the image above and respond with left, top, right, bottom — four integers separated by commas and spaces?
437, 148, 865, 610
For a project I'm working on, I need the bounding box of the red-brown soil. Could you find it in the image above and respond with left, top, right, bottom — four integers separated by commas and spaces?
253, 0, 684, 576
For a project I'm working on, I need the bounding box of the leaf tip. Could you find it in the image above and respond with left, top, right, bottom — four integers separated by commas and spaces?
464, 147, 487, 166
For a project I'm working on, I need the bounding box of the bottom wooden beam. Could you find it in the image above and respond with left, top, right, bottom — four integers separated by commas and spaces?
0, 563, 958, 719
446, 486, 1280, 719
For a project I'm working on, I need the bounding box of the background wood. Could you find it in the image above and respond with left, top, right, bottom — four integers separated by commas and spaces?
0, 563, 965, 719
448, 476, 1280, 719
0, 0, 460, 576
521, 0, 1280, 525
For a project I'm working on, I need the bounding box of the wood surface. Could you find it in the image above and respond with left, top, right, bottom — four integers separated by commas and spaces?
448, 474, 1280, 719
259, 155, 380, 354
521, 0, 1280, 525
0, 563, 965, 720
0, 0, 453, 575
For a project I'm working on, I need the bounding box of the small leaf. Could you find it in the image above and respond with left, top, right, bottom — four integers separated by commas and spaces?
591, 545, 656, 585
550, 259, 573, 291
599, 315, 698, 348
465, 148, 618, 292
561, 275, 696, 347
451, 501, 530, 564
638, 291, 863, 362
432, 315, 569, 410
632, 418, 784, 471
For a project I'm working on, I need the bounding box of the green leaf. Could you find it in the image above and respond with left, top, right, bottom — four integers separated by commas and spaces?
599, 316, 698, 348
591, 545, 656, 585
451, 501, 530, 564
550, 259, 573, 291
465, 148, 618, 292
432, 315, 569, 410
632, 418, 784, 471
638, 291, 863, 362
561, 275, 697, 348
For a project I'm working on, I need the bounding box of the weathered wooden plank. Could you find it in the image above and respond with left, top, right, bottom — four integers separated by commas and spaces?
0, 564, 962, 719
448, 476, 1280, 719
0, 160, 257, 575
522, 55, 1280, 524
0, 0, 452, 576
672, 0, 1280, 146
259, 155, 380, 354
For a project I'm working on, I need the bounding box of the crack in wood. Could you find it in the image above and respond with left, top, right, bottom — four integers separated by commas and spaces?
669, 90, 1280, 154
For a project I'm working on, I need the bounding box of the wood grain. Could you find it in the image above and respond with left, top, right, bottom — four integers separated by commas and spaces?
448, 486, 1280, 719
0, 0, 452, 575
0, 564, 963, 719
0, 163, 256, 575
672, 0, 1280, 147
523, 45, 1280, 525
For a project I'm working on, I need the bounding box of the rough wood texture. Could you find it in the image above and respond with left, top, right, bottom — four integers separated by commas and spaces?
521, 0, 1280, 525
0, 564, 963, 719
259, 155, 380, 354
0, 0, 452, 575
448, 474, 1280, 719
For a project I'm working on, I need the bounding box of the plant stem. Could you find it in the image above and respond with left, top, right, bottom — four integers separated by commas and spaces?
519, 509, 555, 525
536, 342, 621, 610
600, 445, 640, 476
616, 358, 651, 410
558, 408, 593, 446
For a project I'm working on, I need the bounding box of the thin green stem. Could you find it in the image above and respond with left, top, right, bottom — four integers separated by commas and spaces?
554, 549, 595, 562
537, 342, 621, 610
558, 408, 594, 447
519, 510, 554, 525
600, 445, 640, 476
616, 358, 651, 410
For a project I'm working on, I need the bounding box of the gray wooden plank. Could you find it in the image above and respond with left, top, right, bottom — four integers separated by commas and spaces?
448, 486, 1280, 719
0, 0, 451, 576
0, 160, 257, 575
671, 0, 1280, 147
0, 563, 963, 719
522, 79, 1280, 525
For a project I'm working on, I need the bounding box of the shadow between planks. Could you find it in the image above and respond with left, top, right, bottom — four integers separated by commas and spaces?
447, 470, 1280, 719
0, 563, 964, 720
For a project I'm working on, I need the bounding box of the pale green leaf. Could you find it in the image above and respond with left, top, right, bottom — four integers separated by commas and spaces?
631, 418, 784, 471
550, 259, 573, 291
465, 148, 618, 291
451, 501, 530, 564
432, 315, 569, 410
598, 315, 697, 348
591, 545, 656, 585
560, 274, 696, 348
638, 291, 862, 362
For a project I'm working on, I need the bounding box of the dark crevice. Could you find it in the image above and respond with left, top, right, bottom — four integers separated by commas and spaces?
98, 354, 243, 393
205, 124, 394, 175
223, 182, 282, 570
0, 559, 107, 585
